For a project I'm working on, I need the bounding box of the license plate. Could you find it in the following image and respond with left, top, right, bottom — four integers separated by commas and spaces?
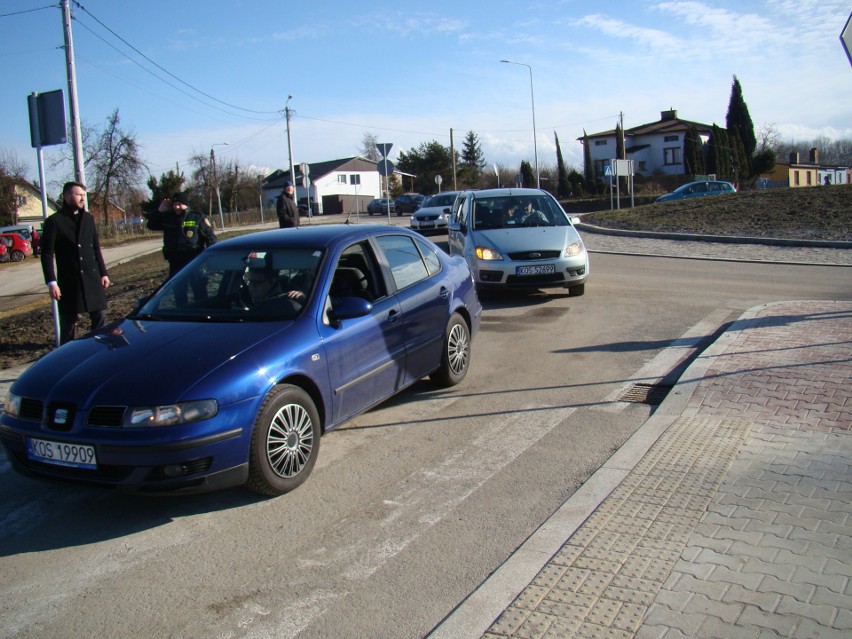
27, 437, 97, 469
420, 222, 434, 228
516, 264, 555, 276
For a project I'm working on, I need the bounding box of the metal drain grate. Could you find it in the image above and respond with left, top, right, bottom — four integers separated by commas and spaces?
618, 383, 673, 405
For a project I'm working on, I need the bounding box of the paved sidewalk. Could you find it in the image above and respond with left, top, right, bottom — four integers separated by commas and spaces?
432, 300, 852, 638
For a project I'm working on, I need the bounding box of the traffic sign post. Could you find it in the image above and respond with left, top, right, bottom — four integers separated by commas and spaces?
376, 144, 394, 221
27, 89, 68, 348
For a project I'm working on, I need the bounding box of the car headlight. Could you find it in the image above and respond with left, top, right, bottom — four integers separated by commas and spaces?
4, 392, 21, 417
475, 246, 503, 260
564, 242, 585, 257
125, 399, 218, 428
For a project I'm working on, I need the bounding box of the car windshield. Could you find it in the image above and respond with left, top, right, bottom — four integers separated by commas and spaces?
470, 194, 570, 230
424, 193, 455, 207
133, 247, 324, 322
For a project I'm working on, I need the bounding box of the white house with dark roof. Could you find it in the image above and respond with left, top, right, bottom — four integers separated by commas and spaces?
263, 156, 384, 215
581, 109, 715, 179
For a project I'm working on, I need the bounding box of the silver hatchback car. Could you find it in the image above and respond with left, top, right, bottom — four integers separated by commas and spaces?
447, 188, 589, 295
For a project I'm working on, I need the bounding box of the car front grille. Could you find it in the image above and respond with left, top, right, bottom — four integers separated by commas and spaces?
508, 250, 561, 261
20, 398, 44, 421
89, 406, 127, 428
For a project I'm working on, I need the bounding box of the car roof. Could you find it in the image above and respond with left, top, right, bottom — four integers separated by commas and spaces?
211, 224, 417, 252
464, 187, 547, 198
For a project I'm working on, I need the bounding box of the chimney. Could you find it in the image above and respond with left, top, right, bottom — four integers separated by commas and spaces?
661, 109, 677, 121
809, 148, 819, 164
789, 152, 800, 164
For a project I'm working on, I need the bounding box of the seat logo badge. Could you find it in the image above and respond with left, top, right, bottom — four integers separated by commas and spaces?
54, 408, 69, 424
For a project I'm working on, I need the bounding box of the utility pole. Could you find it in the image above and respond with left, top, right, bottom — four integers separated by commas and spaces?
450, 128, 457, 191
61, 0, 85, 190
284, 96, 296, 203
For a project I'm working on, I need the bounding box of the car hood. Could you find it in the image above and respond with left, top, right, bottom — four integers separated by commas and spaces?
13, 318, 295, 407
414, 206, 450, 218
472, 225, 583, 252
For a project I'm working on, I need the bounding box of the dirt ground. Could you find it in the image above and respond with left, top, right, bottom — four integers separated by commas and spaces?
1, 185, 850, 370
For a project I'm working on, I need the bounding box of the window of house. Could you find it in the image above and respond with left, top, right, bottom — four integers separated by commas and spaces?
594, 140, 608, 146
638, 161, 646, 172
350, 174, 360, 185
806, 172, 812, 186
664, 135, 678, 142
794, 171, 800, 186
594, 159, 609, 176
337, 174, 347, 184
663, 147, 681, 165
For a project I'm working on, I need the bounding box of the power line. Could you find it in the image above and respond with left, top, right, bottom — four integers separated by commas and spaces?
71, 1, 280, 116
0, 4, 55, 18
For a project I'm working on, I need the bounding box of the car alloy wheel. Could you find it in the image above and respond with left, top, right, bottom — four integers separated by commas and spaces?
247, 384, 321, 496
431, 313, 470, 387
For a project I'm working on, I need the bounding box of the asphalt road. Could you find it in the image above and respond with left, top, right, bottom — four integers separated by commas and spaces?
2, 235, 851, 638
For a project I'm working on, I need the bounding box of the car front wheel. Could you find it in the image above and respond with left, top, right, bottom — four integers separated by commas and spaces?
431, 313, 471, 387
247, 384, 321, 496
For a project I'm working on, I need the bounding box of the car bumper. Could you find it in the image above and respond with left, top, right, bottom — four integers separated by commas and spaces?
472, 255, 589, 289
0, 408, 252, 494
410, 218, 448, 233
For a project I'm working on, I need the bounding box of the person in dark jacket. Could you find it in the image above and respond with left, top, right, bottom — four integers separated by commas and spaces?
145, 191, 217, 305
276, 181, 300, 228
40, 181, 110, 345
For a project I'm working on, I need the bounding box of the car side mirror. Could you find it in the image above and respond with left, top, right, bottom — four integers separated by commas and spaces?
328, 296, 372, 324
449, 221, 466, 233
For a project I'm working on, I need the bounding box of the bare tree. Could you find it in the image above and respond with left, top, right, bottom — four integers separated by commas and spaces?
359, 132, 380, 162
85, 110, 147, 224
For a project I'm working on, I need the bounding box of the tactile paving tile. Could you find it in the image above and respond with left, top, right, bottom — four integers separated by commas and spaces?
482, 415, 751, 638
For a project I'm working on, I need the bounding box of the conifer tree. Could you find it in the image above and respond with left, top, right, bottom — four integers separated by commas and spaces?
555, 132, 570, 198
582, 130, 596, 194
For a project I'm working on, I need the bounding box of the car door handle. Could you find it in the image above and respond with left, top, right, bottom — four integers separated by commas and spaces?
387, 309, 400, 323
439, 286, 450, 299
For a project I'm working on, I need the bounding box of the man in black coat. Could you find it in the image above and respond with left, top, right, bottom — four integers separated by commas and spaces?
40, 181, 111, 345
276, 181, 300, 228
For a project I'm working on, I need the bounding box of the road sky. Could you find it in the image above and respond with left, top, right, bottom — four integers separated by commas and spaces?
1, 0, 851, 188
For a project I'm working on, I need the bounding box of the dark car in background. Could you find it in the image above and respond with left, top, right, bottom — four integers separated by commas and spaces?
367, 198, 396, 215
0, 225, 481, 496
394, 193, 424, 214
655, 180, 736, 203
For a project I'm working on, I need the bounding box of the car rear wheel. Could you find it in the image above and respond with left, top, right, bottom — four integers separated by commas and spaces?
431, 313, 471, 387
246, 384, 321, 496
10, 250, 25, 262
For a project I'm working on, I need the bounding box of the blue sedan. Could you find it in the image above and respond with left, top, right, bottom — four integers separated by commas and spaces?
0, 225, 481, 496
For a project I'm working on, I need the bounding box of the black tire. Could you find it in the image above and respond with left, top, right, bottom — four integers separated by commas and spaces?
11, 250, 24, 262
568, 283, 585, 296
246, 384, 321, 496
431, 313, 471, 387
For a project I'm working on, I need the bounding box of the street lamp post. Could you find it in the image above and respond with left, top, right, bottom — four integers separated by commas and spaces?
500, 59, 540, 189
211, 142, 228, 231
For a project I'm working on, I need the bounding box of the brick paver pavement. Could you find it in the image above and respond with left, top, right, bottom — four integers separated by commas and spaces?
481, 301, 852, 638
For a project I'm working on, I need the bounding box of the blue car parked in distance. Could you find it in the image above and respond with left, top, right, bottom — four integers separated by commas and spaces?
655, 180, 736, 203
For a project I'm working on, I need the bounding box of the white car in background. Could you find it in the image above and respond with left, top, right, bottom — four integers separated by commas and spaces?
410, 191, 460, 234
447, 188, 589, 296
